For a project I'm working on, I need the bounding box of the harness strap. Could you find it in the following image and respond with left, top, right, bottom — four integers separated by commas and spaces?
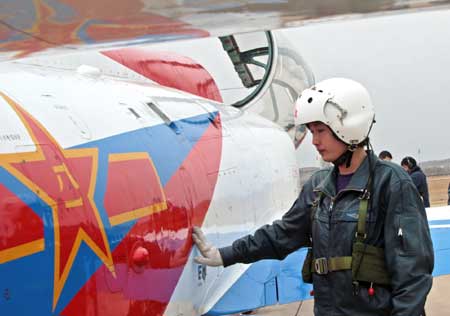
305, 155, 391, 285
311, 256, 352, 275
355, 196, 369, 241
310, 192, 324, 222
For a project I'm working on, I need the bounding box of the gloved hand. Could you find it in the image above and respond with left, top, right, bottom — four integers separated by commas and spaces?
192, 226, 224, 267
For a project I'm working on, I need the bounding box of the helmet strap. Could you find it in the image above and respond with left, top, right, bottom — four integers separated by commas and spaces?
332, 140, 359, 168
330, 130, 370, 168
333, 149, 353, 167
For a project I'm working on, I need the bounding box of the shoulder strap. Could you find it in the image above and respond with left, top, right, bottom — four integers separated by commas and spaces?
310, 191, 324, 223
355, 153, 377, 241
355, 196, 369, 242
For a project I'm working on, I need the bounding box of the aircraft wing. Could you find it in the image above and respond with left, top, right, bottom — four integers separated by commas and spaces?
2, 0, 450, 61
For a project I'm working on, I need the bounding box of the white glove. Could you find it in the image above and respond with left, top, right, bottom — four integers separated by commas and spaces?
192, 226, 224, 267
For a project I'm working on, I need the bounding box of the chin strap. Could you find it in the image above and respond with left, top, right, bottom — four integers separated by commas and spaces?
333, 144, 359, 167
333, 150, 353, 167
333, 139, 370, 168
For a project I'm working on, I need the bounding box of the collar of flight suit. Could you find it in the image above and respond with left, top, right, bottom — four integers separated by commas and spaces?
314, 152, 378, 198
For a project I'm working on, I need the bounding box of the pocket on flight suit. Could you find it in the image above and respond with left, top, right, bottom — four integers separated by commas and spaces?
397, 216, 419, 256
331, 208, 376, 251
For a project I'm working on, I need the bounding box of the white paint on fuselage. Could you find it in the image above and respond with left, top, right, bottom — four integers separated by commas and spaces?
165, 104, 299, 315
427, 206, 450, 221
0, 64, 219, 151
0, 95, 36, 153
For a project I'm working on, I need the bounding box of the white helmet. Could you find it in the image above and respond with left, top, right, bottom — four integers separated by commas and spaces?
294, 78, 375, 146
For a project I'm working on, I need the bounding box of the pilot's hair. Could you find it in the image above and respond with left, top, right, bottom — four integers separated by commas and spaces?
378, 150, 392, 160
401, 156, 417, 169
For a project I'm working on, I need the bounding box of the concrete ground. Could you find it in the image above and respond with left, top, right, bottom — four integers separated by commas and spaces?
245, 275, 450, 315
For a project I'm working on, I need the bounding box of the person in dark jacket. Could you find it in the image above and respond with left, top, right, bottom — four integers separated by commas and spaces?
193, 78, 433, 316
378, 150, 392, 161
401, 156, 430, 207
448, 182, 450, 205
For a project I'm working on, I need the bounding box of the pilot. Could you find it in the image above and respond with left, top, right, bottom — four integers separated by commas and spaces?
401, 156, 430, 208
192, 78, 433, 316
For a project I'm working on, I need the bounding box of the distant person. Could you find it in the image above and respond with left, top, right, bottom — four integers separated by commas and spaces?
448, 182, 450, 205
401, 156, 430, 207
378, 150, 392, 161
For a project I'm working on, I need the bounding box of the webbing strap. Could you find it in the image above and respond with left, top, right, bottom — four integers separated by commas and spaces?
355, 198, 368, 241
329, 256, 352, 271
311, 256, 353, 274
310, 192, 324, 222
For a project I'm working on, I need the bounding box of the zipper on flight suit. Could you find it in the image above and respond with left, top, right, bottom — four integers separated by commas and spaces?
328, 198, 335, 224
326, 189, 365, 271
329, 188, 365, 230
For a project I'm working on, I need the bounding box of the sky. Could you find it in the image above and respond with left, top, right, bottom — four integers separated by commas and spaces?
284, 8, 450, 166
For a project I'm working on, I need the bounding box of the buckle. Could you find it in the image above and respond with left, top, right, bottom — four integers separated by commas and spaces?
359, 189, 370, 200
314, 257, 328, 275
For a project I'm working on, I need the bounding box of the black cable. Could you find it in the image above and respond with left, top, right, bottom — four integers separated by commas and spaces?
294, 300, 303, 316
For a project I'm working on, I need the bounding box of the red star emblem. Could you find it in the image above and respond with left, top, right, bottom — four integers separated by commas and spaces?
0, 93, 115, 310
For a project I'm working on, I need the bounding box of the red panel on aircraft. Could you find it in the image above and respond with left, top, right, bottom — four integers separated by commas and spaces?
0, 1, 209, 58
0, 184, 44, 261
104, 155, 166, 226
102, 48, 223, 103
62, 115, 222, 316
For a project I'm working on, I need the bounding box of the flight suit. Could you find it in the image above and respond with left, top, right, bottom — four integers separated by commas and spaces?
219, 153, 434, 315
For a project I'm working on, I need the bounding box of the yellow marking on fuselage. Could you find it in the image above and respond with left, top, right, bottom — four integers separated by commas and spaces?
56, 174, 63, 191
0, 239, 45, 264
65, 198, 83, 209
109, 201, 168, 227
52, 163, 80, 190
109, 152, 150, 162
107, 153, 168, 226
52, 165, 65, 173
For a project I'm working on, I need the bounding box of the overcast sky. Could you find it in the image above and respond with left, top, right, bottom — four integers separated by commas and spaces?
286, 8, 450, 166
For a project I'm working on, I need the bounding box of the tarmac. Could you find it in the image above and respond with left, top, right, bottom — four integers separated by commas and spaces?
244, 274, 450, 315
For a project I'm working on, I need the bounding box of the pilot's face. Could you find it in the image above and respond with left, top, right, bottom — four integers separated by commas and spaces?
309, 122, 347, 162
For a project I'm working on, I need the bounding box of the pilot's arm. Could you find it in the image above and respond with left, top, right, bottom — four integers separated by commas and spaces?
193, 175, 317, 267
384, 179, 434, 315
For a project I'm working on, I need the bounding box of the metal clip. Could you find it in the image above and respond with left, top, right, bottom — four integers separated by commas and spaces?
314, 258, 329, 275
359, 189, 370, 200
355, 231, 367, 239
352, 281, 360, 296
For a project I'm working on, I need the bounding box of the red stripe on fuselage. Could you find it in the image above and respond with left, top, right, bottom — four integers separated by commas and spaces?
102, 48, 223, 103
62, 115, 222, 316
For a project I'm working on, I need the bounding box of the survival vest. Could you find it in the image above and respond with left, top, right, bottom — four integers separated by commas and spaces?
301, 190, 391, 286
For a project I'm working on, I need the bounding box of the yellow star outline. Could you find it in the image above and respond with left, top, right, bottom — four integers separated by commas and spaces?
0, 92, 115, 311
